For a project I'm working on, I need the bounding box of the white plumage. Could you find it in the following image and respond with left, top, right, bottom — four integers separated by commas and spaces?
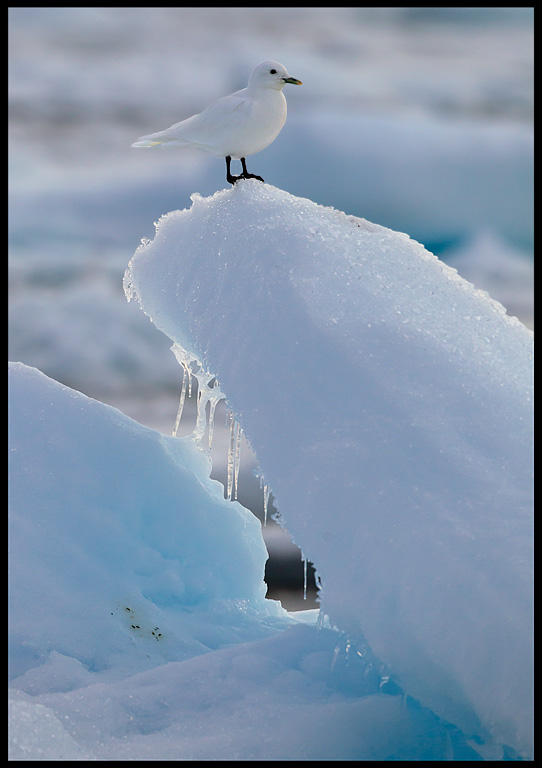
131, 60, 302, 184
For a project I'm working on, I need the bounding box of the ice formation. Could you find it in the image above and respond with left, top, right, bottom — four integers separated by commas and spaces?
10, 361, 466, 762
9, 182, 533, 760
125, 181, 533, 757
170, 340, 246, 502
8, 363, 286, 679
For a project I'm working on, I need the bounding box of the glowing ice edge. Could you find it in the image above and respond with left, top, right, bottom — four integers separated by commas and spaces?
124, 182, 533, 757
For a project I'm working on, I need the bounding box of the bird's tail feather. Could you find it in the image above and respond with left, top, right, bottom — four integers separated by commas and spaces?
131, 128, 183, 148
131, 139, 164, 148
131, 116, 196, 148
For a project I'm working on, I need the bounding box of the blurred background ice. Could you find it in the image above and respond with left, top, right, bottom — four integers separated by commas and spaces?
8, 7, 533, 608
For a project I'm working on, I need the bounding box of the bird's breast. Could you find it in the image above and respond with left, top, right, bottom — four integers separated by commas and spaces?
226, 91, 287, 158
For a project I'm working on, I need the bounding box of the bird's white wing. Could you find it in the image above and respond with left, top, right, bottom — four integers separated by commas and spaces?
131, 88, 253, 152
169, 90, 254, 147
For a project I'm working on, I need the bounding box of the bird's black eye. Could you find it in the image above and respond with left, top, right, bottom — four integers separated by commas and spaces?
270, 69, 276, 74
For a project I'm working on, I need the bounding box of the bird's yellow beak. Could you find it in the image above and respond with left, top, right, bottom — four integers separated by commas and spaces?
282, 77, 302, 85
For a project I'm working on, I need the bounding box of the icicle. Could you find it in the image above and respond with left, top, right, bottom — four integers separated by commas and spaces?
301, 552, 308, 600
233, 420, 241, 500
208, 394, 218, 451
225, 413, 242, 502
171, 343, 260, 507
226, 410, 235, 501
172, 362, 189, 437
171, 342, 227, 454
262, 484, 270, 526
191, 384, 204, 443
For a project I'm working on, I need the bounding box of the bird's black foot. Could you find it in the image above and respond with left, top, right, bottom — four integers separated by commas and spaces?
240, 158, 264, 182
240, 172, 264, 182
225, 156, 264, 185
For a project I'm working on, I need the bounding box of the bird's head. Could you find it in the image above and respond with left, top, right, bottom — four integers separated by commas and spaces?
249, 61, 302, 91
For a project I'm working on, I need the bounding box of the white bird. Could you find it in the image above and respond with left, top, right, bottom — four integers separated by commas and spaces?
131, 61, 302, 185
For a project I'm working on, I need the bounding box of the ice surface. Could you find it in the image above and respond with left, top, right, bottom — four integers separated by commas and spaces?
125, 182, 533, 757
9, 183, 533, 761
8, 362, 287, 678
10, 361, 484, 761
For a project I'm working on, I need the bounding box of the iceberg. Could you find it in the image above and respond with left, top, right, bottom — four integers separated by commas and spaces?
125, 182, 533, 756
9, 182, 533, 760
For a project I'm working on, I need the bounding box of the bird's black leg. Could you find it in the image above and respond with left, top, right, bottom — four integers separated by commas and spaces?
225, 156, 241, 185
225, 156, 264, 184
240, 158, 264, 183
